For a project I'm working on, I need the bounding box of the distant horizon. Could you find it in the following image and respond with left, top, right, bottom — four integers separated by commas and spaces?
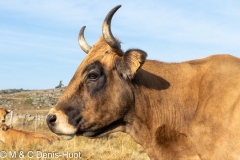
1, 1, 240, 89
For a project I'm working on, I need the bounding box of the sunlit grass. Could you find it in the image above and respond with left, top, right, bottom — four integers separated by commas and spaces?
0, 122, 149, 160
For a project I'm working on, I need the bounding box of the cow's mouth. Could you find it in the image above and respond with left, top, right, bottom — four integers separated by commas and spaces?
76, 119, 125, 138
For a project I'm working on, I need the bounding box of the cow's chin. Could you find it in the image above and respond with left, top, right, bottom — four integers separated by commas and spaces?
55, 133, 75, 140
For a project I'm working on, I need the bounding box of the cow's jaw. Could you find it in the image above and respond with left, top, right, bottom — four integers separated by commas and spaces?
76, 119, 125, 138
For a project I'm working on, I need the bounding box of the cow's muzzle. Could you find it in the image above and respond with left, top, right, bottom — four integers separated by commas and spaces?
46, 108, 77, 140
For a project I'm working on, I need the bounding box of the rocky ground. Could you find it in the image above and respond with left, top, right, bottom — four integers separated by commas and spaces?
0, 87, 65, 111
0, 87, 65, 125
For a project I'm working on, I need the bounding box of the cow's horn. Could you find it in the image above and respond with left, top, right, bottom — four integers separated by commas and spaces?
78, 26, 92, 54
102, 5, 121, 49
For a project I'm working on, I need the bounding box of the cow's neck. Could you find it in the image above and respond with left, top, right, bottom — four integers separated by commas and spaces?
124, 61, 200, 159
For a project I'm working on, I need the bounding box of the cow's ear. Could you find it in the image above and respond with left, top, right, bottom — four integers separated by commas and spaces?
116, 49, 147, 79
2, 125, 9, 131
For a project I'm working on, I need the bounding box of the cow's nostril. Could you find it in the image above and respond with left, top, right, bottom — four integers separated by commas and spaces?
2, 120, 5, 123
46, 114, 57, 126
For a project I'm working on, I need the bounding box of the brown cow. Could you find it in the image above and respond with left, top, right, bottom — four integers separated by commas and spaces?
46, 5, 240, 159
0, 123, 59, 146
0, 108, 11, 123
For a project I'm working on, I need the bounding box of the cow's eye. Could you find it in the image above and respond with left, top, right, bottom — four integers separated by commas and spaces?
88, 73, 99, 81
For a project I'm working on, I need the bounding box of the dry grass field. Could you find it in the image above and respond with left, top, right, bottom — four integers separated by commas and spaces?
0, 89, 150, 160
0, 126, 149, 160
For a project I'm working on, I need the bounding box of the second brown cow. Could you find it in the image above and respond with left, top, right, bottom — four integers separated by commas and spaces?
0, 123, 59, 147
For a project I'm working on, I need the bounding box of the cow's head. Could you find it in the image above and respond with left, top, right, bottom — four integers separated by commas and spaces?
0, 108, 11, 123
46, 5, 147, 140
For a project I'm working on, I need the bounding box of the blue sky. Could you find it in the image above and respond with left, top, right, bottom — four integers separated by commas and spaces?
1, 0, 240, 89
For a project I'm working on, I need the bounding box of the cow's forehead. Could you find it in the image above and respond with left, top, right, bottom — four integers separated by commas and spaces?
78, 36, 121, 73
56, 37, 122, 103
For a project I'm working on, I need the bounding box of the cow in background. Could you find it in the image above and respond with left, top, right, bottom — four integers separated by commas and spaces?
0, 123, 59, 147
0, 108, 11, 123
